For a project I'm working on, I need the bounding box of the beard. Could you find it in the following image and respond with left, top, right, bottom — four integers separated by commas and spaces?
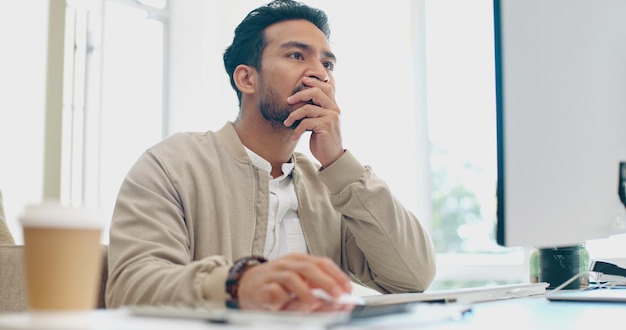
258, 83, 306, 130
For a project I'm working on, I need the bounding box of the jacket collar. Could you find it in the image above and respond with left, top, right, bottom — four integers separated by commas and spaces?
215, 122, 251, 164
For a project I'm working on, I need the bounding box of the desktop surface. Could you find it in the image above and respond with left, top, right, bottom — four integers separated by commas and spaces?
0, 295, 624, 330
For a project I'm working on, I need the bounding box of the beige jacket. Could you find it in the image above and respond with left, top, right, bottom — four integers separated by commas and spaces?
106, 122, 436, 308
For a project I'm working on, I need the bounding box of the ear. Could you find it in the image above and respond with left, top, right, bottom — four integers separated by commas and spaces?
233, 64, 257, 96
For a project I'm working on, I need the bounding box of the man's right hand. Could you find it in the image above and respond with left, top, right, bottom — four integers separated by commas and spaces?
236, 253, 353, 311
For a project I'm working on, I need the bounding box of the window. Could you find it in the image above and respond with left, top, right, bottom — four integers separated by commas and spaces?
426, 0, 498, 254
423, 0, 525, 288
63, 0, 168, 240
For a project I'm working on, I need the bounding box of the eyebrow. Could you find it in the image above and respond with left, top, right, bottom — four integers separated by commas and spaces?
279, 40, 337, 63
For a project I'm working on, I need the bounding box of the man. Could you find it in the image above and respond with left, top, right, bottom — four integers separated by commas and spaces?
106, 0, 436, 312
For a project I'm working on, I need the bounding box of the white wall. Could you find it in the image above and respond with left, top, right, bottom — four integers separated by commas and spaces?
0, 1, 49, 243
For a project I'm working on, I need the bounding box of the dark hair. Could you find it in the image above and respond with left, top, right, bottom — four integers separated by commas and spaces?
223, 0, 330, 104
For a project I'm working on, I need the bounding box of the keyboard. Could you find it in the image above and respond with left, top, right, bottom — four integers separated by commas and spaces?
546, 287, 626, 303
362, 282, 548, 305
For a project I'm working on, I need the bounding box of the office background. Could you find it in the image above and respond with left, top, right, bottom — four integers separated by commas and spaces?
1, 0, 624, 290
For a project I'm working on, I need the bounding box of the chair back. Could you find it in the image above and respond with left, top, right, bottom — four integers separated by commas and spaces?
0, 244, 108, 312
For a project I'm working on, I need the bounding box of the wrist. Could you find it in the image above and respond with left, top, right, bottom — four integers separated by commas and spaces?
225, 256, 267, 309
319, 149, 346, 170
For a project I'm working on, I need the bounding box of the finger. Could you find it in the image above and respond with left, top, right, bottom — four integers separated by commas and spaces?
287, 87, 338, 115
281, 298, 324, 312
238, 265, 301, 311
301, 76, 335, 98
280, 254, 351, 299
283, 104, 326, 132
268, 260, 319, 303
259, 281, 294, 311
288, 77, 337, 110
315, 257, 353, 295
287, 108, 340, 140
239, 275, 289, 311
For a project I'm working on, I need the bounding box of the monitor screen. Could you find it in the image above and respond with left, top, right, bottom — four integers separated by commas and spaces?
494, 0, 626, 248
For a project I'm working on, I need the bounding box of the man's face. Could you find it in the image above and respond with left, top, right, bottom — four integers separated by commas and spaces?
256, 19, 336, 129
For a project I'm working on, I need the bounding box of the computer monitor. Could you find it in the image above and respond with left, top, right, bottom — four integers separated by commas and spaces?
494, 0, 626, 248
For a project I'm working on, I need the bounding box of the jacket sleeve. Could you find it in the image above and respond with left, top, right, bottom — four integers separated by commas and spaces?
105, 150, 231, 309
318, 150, 437, 293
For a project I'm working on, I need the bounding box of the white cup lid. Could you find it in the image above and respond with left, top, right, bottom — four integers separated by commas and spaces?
20, 201, 104, 229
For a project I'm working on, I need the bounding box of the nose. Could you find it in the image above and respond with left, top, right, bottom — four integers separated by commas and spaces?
306, 61, 330, 83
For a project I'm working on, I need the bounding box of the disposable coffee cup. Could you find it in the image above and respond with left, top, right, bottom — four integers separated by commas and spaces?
20, 201, 104, 311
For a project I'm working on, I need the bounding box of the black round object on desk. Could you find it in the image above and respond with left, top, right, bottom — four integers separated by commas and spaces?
538, 245, 581, 290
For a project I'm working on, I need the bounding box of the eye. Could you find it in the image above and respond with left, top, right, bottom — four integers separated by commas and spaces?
288, 52, 304, 60
323, 61, 335, 71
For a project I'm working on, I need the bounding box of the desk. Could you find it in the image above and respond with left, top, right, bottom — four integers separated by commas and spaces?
418, 296, 623, 330
0, 296, 623, 330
